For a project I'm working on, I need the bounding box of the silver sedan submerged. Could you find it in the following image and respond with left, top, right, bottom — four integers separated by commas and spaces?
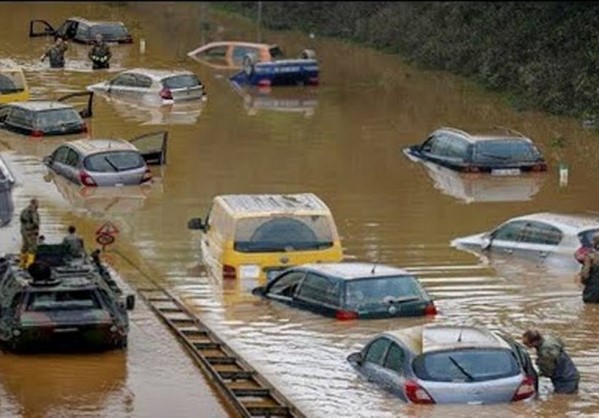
348, 324, 537, 405
451, 212, 599, 271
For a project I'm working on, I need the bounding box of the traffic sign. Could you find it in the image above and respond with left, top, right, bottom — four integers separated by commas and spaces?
96, 221, 120, 236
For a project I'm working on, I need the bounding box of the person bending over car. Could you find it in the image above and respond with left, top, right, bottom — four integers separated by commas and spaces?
88, 34, 112, 70
522, 330, 579, 394
579, 234, 599, 303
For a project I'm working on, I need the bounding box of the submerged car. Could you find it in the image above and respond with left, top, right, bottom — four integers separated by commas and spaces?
404, 127, 547, 175
87, 69, 206, 106
29, 17, 132, 44
347, 325, 537, 404
42, 132, 167, 187
0, 92, 92, 137
452, 212, 599, 270
252, 262, 437, 320
0, 243, 134, 352
188, 41, 288, 70
0, 68, 29, 104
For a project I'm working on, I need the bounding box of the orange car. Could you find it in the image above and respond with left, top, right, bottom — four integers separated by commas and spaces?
187, 41, 284, 70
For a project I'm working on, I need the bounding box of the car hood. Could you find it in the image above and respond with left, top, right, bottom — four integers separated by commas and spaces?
450, 233, 488, 249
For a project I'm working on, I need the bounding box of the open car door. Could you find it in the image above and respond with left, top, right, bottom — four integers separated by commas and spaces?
58, 91, 94, 118
129, 131, 168, 166
29, 20, 55, 37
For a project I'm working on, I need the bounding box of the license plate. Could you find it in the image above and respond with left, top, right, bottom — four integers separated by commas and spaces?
491, 168, 521, 176
239, 265, 260, 279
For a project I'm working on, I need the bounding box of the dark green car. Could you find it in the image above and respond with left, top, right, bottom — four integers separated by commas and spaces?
252, 262, 437, 320
0, 244, 134, 352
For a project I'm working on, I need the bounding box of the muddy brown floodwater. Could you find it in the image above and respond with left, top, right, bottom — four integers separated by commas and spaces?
1, 2, 599, 417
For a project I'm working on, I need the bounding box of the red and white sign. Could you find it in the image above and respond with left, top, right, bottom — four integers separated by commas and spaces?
96, 221, 120, 250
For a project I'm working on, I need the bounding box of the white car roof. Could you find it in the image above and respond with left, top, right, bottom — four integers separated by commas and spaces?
384, 325, 510, 355
67, 139, 137, 155
508, 212, 599, 234
10, 101, 72, 111
217, 193, 332, 217
122, 68, 196, 81
298, 262, 412, 280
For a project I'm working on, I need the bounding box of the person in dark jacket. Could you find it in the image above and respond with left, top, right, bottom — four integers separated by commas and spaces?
88, 34, 112, 69
40, 38, 68, 68
62, 225, 85, 259
579, 234, 599, 303
522, 329, 580, 394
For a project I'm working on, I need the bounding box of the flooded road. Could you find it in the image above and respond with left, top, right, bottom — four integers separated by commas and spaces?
2, 2, 599, 417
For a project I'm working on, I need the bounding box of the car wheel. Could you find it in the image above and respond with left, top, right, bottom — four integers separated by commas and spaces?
243, 54, 256, 77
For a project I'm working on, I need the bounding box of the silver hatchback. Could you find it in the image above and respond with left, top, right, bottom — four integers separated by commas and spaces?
42, 132, 167, 187
348, 325, 537, 405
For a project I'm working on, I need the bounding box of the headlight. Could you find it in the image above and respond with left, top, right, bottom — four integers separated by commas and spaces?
12, 329, 21, 337
110, 325, 118, 333
239, 264, 260, 279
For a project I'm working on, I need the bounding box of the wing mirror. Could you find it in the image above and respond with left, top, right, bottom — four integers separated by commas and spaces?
251, 286, 266, 296
347, 352, 363, 366
125, 294, 135, 310
481, 233, 492, 250
188, 217, 206, 231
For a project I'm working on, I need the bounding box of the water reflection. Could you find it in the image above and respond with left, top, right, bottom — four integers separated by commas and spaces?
231, 84, 318, 117
0, 352, 128, 417
405, 152, 546, 203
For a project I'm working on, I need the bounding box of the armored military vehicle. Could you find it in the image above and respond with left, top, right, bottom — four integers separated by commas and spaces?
0, 243, 134, 352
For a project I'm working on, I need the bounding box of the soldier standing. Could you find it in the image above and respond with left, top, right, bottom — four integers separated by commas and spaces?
62, 225, 85, 259
40, 38, 69, 69
88, 34, 112, 70
19, 198, 40, 268
579, 234, 599, 303
522, 329, 580, 394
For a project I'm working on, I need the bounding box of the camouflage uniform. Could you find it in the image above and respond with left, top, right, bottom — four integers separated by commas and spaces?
20, 205, 39, 254
536, 335, 579, 394
88, 42, 112, 69
580, 249, 599, 303
42, 43, 68, 68
62, 233, 85, 259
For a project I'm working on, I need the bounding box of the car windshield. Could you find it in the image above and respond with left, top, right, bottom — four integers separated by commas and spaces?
473, 140, 541, 163
0, 71, 24, 94
579, 228, 599, 247
162, 74, 201, 89
27, 290, 101, 311
84, 151, 145, 172
89, 24, 129, 39
35, 109, 81, 129
413, 348, 520, 382
346, 276, 423, 309
234, 215, 334, 253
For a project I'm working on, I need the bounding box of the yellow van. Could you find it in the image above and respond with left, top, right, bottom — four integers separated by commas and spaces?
187, 193, 344, 282
0, 68, 29, 104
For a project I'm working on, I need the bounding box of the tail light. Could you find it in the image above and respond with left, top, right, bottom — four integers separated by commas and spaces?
140, 168, 152, 183
79, 170, 97, 187
335, 310, 358, 320
308, 77, 319, 86
223, 264, 236, 280
463, 165, 480, 173
511, 375, 535, 402
160, 88, 173, 100
31, 130, 44, 138
531, 162, 547, 172
82, 122, 88, 133
424, 302, 437, 316
404, 380, 435, 404
257, 79, 271, 87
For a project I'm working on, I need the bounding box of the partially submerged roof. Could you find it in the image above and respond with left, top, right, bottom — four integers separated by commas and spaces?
68, 139, 136, 154
385, 325, 510, 355
9, 101, 72, 111
300, 262, 411, 280
188, 41, 274, 56
436, 127, 533, 143
511, 212, 599, 234
123, 68, 196, 80
68, 16, 126, 27
217, 193, 332, 217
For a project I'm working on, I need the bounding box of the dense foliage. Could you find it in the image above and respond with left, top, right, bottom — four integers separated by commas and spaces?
218, 1, 599, 120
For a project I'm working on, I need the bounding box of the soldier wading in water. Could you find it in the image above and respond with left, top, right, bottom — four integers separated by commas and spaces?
40, 38, 68, 68
19, 198, 40, 269
88, 34, 112, 69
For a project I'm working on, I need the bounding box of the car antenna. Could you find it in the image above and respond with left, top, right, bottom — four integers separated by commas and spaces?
457, 326, 465, 343
371, 262, 377, 275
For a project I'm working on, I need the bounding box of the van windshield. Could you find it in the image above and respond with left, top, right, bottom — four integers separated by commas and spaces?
234, 215, 334, 253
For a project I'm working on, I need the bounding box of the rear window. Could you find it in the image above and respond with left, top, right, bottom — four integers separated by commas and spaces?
412, 348, 520, 382
89, 23, 129, 40
234, 215, 335, 253
0, 71, 24, 94
473, 140, 541, 163
162, 74, 201, 89
84, 151, 144, 173
580, 229, 599, 247
346, 276, 424, 309
35, 109, 81, 129
27, 290, 101, 311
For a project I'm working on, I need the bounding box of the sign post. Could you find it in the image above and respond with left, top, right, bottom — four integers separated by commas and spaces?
95, 221, 120, 252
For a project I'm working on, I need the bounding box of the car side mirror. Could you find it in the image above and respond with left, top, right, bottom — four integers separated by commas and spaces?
188, 217, 206, 231
481, 233, 492, 250
42, 155, 52, 165
252, 286, 265, 296
348, 352, 363, 365
125, 294, 135, 310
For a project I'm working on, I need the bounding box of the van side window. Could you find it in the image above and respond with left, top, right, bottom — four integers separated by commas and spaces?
295, 273, 341, 307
